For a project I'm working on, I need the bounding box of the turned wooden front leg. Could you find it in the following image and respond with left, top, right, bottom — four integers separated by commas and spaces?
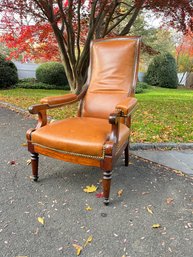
31, 153, 39, 181
103, 171, 112, 205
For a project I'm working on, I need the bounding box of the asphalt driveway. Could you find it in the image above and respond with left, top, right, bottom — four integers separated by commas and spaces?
0, 106, 193, 257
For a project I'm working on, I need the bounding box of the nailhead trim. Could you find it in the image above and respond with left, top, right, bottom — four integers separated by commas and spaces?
33, 143, 106, 160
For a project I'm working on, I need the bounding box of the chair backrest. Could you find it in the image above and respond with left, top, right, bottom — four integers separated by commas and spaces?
81, 36, 141, 119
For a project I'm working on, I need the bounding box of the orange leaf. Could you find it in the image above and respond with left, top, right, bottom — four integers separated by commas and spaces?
117, 189, 123, 197
166, 197, 174, 204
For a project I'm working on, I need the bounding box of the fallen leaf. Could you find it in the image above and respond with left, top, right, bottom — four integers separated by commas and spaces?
96, 192, 103, 198
83, 185, 97, 193
73, 244, 83, 256
147, 206, 153, 214
166, 197, 174, 205
117, 189, 123, 197
34, 228, 39, 235
173, 170, 185, 176
143, 111, 148, 115
26, 159, 31, 165
9, 160, 16, 165
84, 235, 93, 247
142, 192, 150, 195
37, 217, 45, 225
21, 143, 27, 147
85, 206, 92, 211
152, 224, 161, 228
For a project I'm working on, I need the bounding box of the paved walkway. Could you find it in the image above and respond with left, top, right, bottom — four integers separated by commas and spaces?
0, 106, 193, 257
132, 149, 193, 176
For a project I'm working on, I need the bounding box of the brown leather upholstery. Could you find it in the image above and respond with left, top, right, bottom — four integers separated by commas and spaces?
82, 39, 139, 119
41, 94, 77, 106
116, 97, 137, 115
31, 117, 130, 158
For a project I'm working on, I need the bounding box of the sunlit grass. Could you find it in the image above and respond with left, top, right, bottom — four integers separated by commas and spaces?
0, 87, 193, 143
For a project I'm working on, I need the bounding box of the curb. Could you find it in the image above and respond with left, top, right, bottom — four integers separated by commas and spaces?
0, 100, 28, 114
130, 143, 193, 151
1, 100, 193, 151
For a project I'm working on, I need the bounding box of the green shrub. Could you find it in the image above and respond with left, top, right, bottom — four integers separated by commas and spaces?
0, 54, 18, 88
145, 53, 178, 88
135, 82, 150, 94
16, 78, 70, 90
36, 62, 68, 86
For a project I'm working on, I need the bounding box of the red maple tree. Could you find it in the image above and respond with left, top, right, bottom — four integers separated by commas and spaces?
0, 23, 60, 62
0, 0, 192, 92
176, 30, 193, 58
176, 26, 193, 74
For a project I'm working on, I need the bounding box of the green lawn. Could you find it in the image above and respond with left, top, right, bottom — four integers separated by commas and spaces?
0, 87, 193, 143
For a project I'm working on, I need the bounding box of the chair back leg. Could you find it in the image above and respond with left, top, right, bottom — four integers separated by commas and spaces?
31, 153, 39, 181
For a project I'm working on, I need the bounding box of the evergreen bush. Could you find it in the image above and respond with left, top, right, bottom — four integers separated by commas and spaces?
36, 62, 68, 86
145, 53, 178, 88
16, 78, 70, 90
135, 82, 150, 94
0, 54, 18, 88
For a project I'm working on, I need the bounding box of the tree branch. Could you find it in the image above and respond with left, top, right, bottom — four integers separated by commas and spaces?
76, 0, 81, 67
120, 7, 141, 35
105, 5, 135, 35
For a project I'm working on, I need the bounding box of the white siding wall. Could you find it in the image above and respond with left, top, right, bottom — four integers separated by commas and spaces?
14, 61, 40, 79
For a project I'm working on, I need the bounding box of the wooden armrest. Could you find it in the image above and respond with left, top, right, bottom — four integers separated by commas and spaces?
27, 87, 88, 132
108, 110, 122, 144
28, 104, 49, 114
116, 97, 137, 116
109, 111, 121, 125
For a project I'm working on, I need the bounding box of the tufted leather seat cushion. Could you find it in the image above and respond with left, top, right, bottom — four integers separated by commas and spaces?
31, 117, 130, 159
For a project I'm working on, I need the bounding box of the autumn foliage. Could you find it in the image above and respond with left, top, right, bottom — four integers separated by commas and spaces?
176, 29, 193, 57
176, 28, 193, 72
0, 0, 192, 92
0, 24, 60, 62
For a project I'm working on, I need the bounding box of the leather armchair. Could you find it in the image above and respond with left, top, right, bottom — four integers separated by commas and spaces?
26, 36, 141, 205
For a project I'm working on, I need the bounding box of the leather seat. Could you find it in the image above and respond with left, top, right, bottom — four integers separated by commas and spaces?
31, 117, 130, 159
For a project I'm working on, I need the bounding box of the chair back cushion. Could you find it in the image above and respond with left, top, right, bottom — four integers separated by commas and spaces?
81, 37, 140, 119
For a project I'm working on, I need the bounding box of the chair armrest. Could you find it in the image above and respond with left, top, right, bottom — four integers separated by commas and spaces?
28, 94, 78, 114
116, 97, 137, 116
27, 93, 80, 132
108, 110, 122, 144
28, 104, 49, 114
40, 93, 78, 106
